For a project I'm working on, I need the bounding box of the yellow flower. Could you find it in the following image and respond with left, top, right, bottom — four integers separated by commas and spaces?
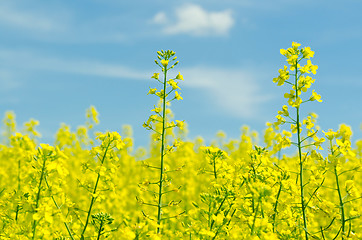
273, 66, 290, 86
322, 129, 337, 140
278, 105, 289, 116
199, 229, 215, 237
337, 124, 353, 141
298, 75, 315, 91
168, 79, 179, 90
175, 72, 184, 80
292, 41, 301, 49
303, 116, 314, 129
116, 139, 125, 150
302, 46, 315, 59
284, 90, 302, 107
291, 123, 301, 134
345, 180, 359, 197
156, 90, 165, 98
151, 73, 160, 79
148, 88, 157, 95
280, 48, 287, 56
152, 107, 161, 113
39, 143, 55, 156
176, 120, 184, 130
175, 91, 183, 100
212, 214, 224, 225
309, 90, 322, 102
313, 136, 325, 150
284, 89, 295, 100
33, 212, 41, 221
308, 60, 318, 74
160, 59, 169, 67
275, 115, 286, 126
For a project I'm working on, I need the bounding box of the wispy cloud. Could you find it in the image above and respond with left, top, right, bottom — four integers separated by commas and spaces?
0, 2, 66, 33
0, 2, 127, 43
152, 4, 234, 36
0, 49, 271, 119
181, 66, 272, 119
0, 49, 146, 80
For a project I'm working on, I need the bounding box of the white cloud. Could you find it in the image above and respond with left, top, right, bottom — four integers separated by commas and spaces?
0, 2, 66, 33
64, 61, 147, 80
0, 49, 271, 119
0, 2, 127, 44
153, 4, 234, 36
181, 66, 272, 119
0, 49, 147, 80
152, 12, 168, 24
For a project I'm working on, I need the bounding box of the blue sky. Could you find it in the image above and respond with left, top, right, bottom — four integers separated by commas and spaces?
1, 0, 361, 149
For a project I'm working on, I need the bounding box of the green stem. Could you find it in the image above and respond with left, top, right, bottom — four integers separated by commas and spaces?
17, 158, 21, 191
330, 140, 345, 239
81, 142, 111, 239
211, 202, 235, 240
210, 192, 228, 230
250, 200, 260, 235
320, 227, 325, 240
45, 177, 75, 240
15, 204, 20, 221
157, 67, 168, 234
334, 167, 345, 239
272, 182, 282, 232
15, 158, 21, 221
96, 221, 104, 240
32, 155, 47, 240
213, 156, 217, 179
294, 61, 308, 240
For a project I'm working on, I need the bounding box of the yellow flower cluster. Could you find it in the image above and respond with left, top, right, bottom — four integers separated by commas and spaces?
0, 109, 361, 240
274, 42, 321, 109
0, 45, 360, 240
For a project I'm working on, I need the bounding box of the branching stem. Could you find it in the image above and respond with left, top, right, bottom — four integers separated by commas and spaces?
294, 59, 309, 240
156, 66, 168, 234
81, 142, 111, 239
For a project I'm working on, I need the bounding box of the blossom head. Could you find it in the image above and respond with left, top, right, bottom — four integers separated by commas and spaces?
174, 91, 183, 100
160, 59, 169, 67
175, 72, 184, 80
323, 129, 337, 141
309, 90, 322, 102
151, 73, 160, 80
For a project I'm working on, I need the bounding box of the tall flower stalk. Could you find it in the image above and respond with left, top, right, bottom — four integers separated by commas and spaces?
323, 127, 359, 239
31, 147, 48, 240
142, 50, 184, 234
80, 132, 124, 239
273, 42, 324, 240
30, 144, 67, 240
